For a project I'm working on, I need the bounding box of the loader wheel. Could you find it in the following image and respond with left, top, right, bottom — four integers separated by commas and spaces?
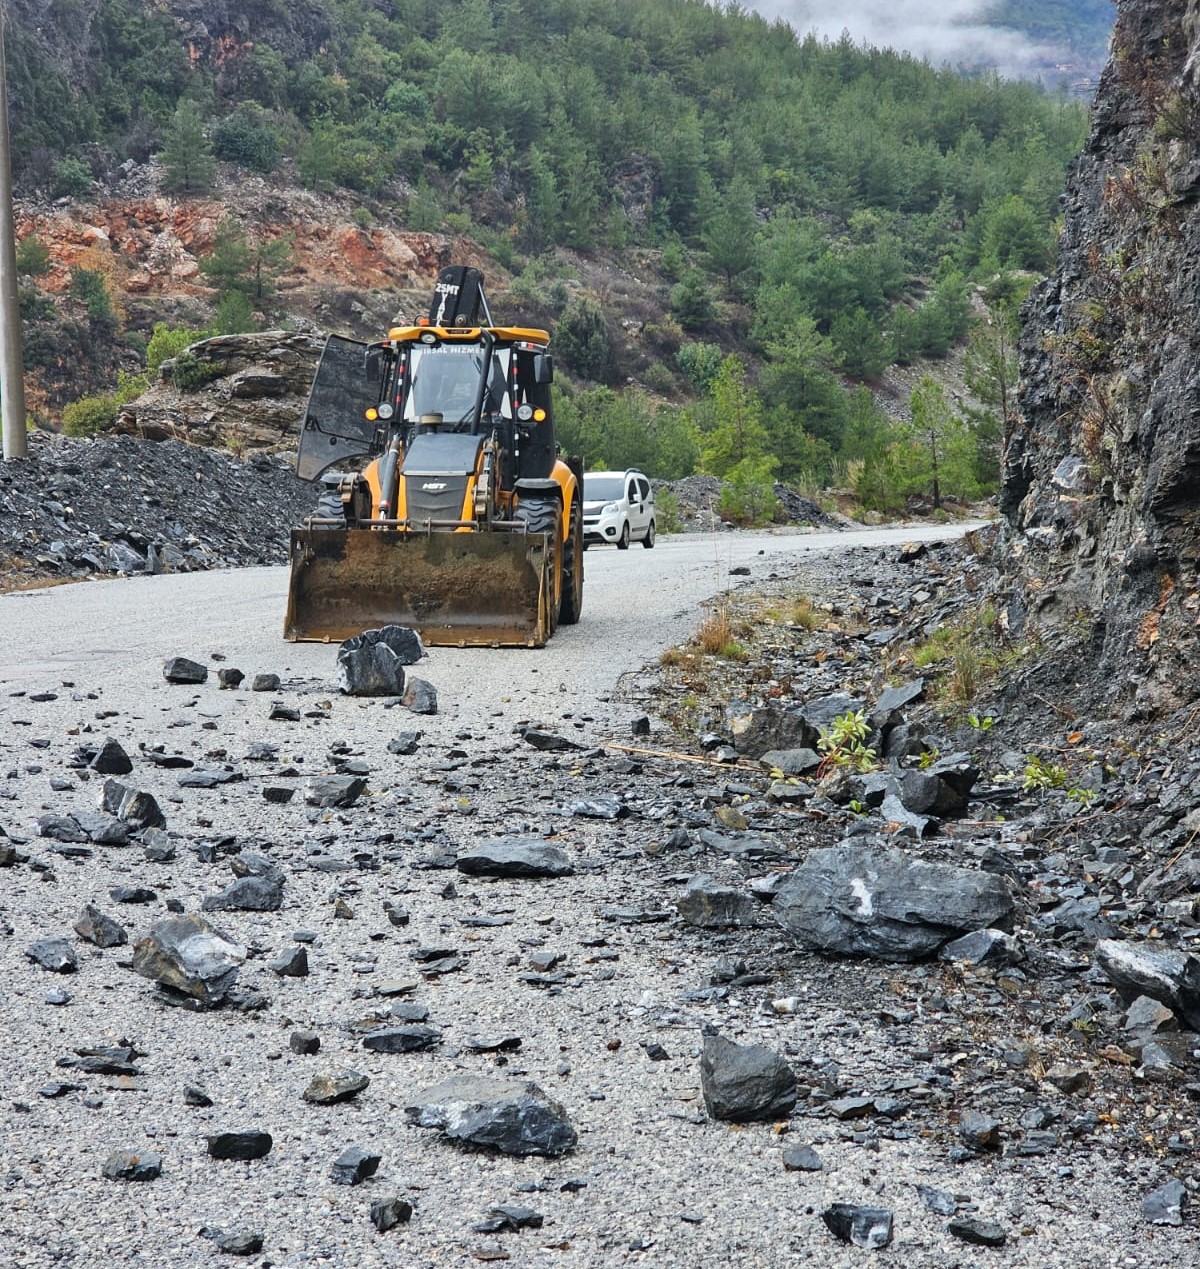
559, 498, 583, 626
617, 521, 631, 550
515, 495, 563, 636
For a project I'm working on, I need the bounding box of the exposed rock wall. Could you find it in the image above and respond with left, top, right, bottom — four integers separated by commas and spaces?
1002, 0, 1200, 714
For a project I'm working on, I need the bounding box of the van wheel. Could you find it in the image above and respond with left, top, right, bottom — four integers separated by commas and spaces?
617, 521, 631, 550
643, 519, 655, 549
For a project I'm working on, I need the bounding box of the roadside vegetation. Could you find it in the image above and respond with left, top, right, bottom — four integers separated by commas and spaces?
11, 0, 1085, 506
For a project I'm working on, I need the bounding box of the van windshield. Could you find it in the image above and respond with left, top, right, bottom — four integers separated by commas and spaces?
584, 475, 625, 502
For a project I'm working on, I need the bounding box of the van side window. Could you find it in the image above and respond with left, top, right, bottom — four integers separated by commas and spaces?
638, 478, 650, 500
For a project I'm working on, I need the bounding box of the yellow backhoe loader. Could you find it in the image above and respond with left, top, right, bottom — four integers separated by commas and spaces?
284, 267, 583, 647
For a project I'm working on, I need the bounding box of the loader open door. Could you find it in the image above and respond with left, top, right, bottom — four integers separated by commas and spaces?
296, 334, 385, 483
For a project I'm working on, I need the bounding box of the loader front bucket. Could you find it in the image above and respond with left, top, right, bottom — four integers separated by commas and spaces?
284, 527, 555, 647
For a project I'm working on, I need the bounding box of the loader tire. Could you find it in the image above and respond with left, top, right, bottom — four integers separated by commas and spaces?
514, 495, 563, 637
559, 497, 583, 626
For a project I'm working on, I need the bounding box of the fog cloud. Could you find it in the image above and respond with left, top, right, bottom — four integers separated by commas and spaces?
743, 2, 1061, 78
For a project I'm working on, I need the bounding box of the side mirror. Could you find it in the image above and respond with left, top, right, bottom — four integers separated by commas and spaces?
365, 347, 384, 387
533, 353, 554, 385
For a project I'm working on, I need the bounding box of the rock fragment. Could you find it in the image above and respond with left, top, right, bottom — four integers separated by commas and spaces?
405, 1075, 576, 1157
402, 677, 438, 714
270, 945, 308, 977
773, 844, 1013, 961
73, 904, 128, 948
700, 1033, 797, 1123
456, 837, 573, 878
331, 1145, 381, 1185
370, 1196, 413, 1231
1094, 939, 1200, 1029
201, 874, 284, 913
1142, 1178, 1187, 1226
304, 775, 367, 808
25, 937, 78, 973
100, 779, 165, 830
102, 1150, 162, 1182
304, 1071, 369, 1105
948, 1216, 1007, 1247
163, 656, 208, 684
130, 914, 245, 1006
363, 1025, 441, 1053
206, 1131, 273, 1161
677, 874, 756, 929
822, 1203, 893, 1249
90, 737, 133, 775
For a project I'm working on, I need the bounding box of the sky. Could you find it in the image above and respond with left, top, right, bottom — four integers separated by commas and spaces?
742, 2, 1061, 78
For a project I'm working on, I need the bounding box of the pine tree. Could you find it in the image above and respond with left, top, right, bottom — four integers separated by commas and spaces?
159, 100, 216, 196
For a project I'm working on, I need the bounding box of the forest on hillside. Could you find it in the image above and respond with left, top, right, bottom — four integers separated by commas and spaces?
10, 0, 1090, 512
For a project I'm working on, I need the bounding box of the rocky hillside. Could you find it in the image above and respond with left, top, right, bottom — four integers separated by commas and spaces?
1001, 0, 1200, 717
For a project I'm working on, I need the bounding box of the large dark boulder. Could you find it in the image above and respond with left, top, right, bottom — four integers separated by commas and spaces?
773, 844, 1014, 961
699, 1033, 797, 1123
405, 1075, 576, 1157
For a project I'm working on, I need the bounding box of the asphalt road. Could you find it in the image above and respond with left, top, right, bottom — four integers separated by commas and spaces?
0, 523, 979, 706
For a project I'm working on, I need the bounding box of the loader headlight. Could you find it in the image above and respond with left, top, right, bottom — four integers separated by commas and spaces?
419, 331, 439, 345
516, 403, 533, 422
377, 403, 394, 419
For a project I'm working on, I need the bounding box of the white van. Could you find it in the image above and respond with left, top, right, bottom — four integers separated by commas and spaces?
582, 469, 655, 549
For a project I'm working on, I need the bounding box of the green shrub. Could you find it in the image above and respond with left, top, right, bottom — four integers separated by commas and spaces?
556, 298, 614, 382
718, 456, 779, 526
655, 487, 683, 533
15, 235, 51, 277
212, 104, 280, 173
146, 323, 211, 376
51, 157, 92, 198
172, 348, 221, 391
62, 392, 119, 437
676, 341, 723, 391
641, 361, 675, 395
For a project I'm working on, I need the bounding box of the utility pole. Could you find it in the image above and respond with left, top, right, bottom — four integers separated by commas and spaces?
0, 0, 27, 460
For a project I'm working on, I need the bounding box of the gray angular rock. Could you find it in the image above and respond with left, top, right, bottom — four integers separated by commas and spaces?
304, 775, 367, 808
270, 945, 308, 977
948, 1216, 1007, 1247
773, 844, 1014, 961
871, 678, 925, 729
959, 1109, 1002, 1151
782, 1144, 823, 1172
217, 668, 244, 689
37, 814, 88, 843
370, 1195, 413, 1231
1141, 1178, 1187, 1226
1123, 995, 1179, 1035
362, 1024, 441, 1053
939, 928, 1023, 967
1095, 939, 1200, 1029
73, 904, 128, 949
206, 1228, 263, 1255
201, 874, 284, 913
402, 677, 438, 714
759, 747, 822, 776
677, 874, 757, 929
700, 1033, 797, 1123
25, 937, 78, 973
90, 737, 133, 775
569, 794, 626, 819
331, 1145, 381, 1186
520, 728, 584, 752
206, 1131, 273, 1161
822, 1204, 893, 1249
130, 914, 245, 1006
304, 1070, 369, 1105
102, 1150, 162, 1182
163, 656, 208, 684
100, 779, 165, 830
337, 627, 418, 697
405, 1074, 576, 1157
75, 811, 130, 845
456, 838, 573, 879
252, 673, 281, 692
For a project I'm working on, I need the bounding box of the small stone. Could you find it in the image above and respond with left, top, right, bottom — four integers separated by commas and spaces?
363, 1025, 441, 1053
948, 1216, 1007, 1247
304, 775, 367, 808
370, 1195, 413, 1232
331, 1145, 381, 1185
73, 905, 128, 949
631, 715, 651, 737
89, 737, 133, 776
472, 1205, 544, 1233
217, 668, 245, 690
202, 874, 284, 913
1142, 1178, 1187, 1226
383, 901, 410, 927
387, 731, 422, 755
782, 1144, 822, 1172
822, 1204, 893, 1249
304, 1071, 370, 1105
290, 1031, 320, 1055
252, 673, 281, 692
402, 677, 438, 714
700, 1032, 797, 1123
163, 656, 208, 684
206, 1131, 273, 1161
520, 728, 583, 752
25, 937, 78, 973
959, 1109, 1002, 1151
206, 1228, 263, 1256
184, 1086, 213, 1107
456, 837, 573, 878
102, 1149, 162, 1182
270, 945, 309, 977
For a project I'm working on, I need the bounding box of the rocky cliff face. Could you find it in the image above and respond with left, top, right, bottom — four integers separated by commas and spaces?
1002, 0, 1200, 715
